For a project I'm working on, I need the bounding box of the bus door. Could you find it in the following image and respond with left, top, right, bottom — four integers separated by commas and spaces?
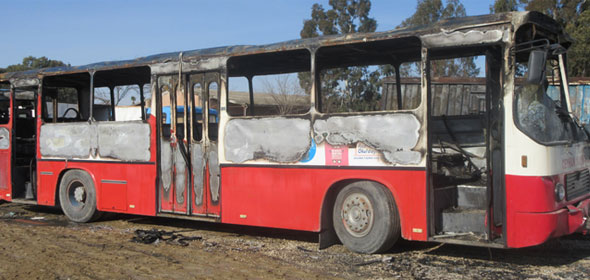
158, 75, 190, 214
0, 87, 12, 200
189, 72, 221, 217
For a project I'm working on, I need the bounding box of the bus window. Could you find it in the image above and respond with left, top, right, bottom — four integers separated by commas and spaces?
380, 62, 421, 111
161, 90, 171, 139
227, 73, 310, 116
316, 37, 422, 113
192, 83, 203, 141
93, 87, 111, 121
43, 87, 79, 123
227, 49, 312, 117
429, 55, 486, 116
0, 89, 9, 124
208, 82, 219, 141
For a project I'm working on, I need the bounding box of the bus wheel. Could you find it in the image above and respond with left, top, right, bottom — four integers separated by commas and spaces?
59, 170, 101, 223
333, 181, 400, 254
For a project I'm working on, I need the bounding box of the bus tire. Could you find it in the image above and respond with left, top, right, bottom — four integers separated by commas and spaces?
333, 181, 400, 254
59, 170, 101, 223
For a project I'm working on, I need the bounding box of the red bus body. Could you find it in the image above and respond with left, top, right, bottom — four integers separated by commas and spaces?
1, 11, 589, 252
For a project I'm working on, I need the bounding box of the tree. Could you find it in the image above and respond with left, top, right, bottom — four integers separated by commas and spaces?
262, 74, 307, 115
300, 0, 380, 112
489, 0, 519, 13
519, 0, 589, 77
399, 0, 480, 77
567, 8, 590, 76
0, 56, 68, 74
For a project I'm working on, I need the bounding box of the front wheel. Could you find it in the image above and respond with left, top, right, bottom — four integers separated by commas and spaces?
59, 170, 101, 223
333, 181, 400, 254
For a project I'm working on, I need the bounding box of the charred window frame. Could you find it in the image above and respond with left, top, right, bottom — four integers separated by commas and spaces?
511, 24, 583, 145
207, 78, 219, 141
426, 45, 497, 148
42, 72, 89, 123
92, 66, 151, 122
315, 36, 422, 114
191, 79, 203, 142
0, 84, 10, 124
157, 75, 178, 140
227, 49, 312, 117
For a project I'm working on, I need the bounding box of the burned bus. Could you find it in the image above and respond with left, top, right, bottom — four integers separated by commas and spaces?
0, 11, 589, 254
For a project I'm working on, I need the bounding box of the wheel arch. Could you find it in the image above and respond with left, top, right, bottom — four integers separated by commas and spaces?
318, 178, 403, 249
54, 167, 99, 208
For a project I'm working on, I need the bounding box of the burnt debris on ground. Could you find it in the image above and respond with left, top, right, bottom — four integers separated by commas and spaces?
131, 229, 202, 246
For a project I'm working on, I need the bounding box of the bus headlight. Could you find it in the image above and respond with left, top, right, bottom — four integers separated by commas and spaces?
555, 183, 565, 201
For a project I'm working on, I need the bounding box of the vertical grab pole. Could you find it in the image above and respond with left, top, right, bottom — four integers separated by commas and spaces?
395, 63, 403, 110
89, 70, 95, 122
139, 83, 145, 120
247, 75, 254, 116
109, 86, 115, 121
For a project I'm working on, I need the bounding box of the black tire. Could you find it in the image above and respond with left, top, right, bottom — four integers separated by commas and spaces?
59, 170, 101, 223
333, 181, 400, 254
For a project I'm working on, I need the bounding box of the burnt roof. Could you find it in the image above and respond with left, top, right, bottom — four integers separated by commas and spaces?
0, 11, 567, 83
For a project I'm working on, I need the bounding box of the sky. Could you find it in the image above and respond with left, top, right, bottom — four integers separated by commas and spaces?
1, 0, 493, 68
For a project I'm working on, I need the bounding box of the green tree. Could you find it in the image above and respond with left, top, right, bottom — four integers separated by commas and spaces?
300, 0, 380, 112
489, 0, 519, 13
520, 0, 589, 76
0, 56, 68, 74
400, 0, 480, 77
567, 8, 590, 76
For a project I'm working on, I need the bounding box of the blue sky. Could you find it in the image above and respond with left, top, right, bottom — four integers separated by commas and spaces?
1, 0, 492, 68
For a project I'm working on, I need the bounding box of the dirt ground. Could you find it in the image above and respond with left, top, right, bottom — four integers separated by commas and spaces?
1, 202, 590, 280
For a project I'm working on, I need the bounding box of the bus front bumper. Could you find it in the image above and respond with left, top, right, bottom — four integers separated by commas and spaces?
509, 197, 590, 248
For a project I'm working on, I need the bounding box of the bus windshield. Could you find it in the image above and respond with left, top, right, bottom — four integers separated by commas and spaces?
514, 48, 585, 144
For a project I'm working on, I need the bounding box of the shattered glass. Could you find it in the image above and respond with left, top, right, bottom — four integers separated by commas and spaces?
515, 83, 568, 143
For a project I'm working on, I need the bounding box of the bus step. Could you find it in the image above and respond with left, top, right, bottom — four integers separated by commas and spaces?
24, 181, 34, 200
441, 208, 486, 233
457, 184, 486, 209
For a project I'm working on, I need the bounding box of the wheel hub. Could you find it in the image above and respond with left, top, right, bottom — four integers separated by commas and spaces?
341, 193, 374, 237
74, 186, 86, 203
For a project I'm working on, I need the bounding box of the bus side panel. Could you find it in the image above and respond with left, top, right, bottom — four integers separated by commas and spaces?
37, 161, 157, 216
220, 166, 428, 241
37, 160, 65, 205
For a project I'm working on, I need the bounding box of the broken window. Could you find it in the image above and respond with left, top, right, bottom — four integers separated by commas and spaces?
316, 36, 422, 113
514, 57, 569, 144
429, 55, 486, 116
92, 67, 151, 122
428, 52, 490, 148
158, 76, 177, 140
319, 66, 383, 113
42, 72, 92, 123
0, 88, 9, 124
208, 81, 219, 140
93, 87, 111, 121
42, 87, 80, 123
371, 62, 421, 112
191, 82, 203, 141
227, 49, 311, 117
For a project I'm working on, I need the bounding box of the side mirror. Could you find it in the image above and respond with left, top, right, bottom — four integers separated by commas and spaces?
527, 50, 547, 84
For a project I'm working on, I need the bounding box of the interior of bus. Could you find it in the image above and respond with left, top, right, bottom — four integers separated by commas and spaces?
7, 67, 151, 203
427, 46, 503, 244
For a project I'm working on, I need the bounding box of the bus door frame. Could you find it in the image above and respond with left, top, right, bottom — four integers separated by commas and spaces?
188, 72, 221, 217
0, 85, 12, 201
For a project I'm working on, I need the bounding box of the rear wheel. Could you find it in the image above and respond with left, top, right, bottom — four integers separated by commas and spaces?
59, 170, 101, 223
333, 181, 400, 254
